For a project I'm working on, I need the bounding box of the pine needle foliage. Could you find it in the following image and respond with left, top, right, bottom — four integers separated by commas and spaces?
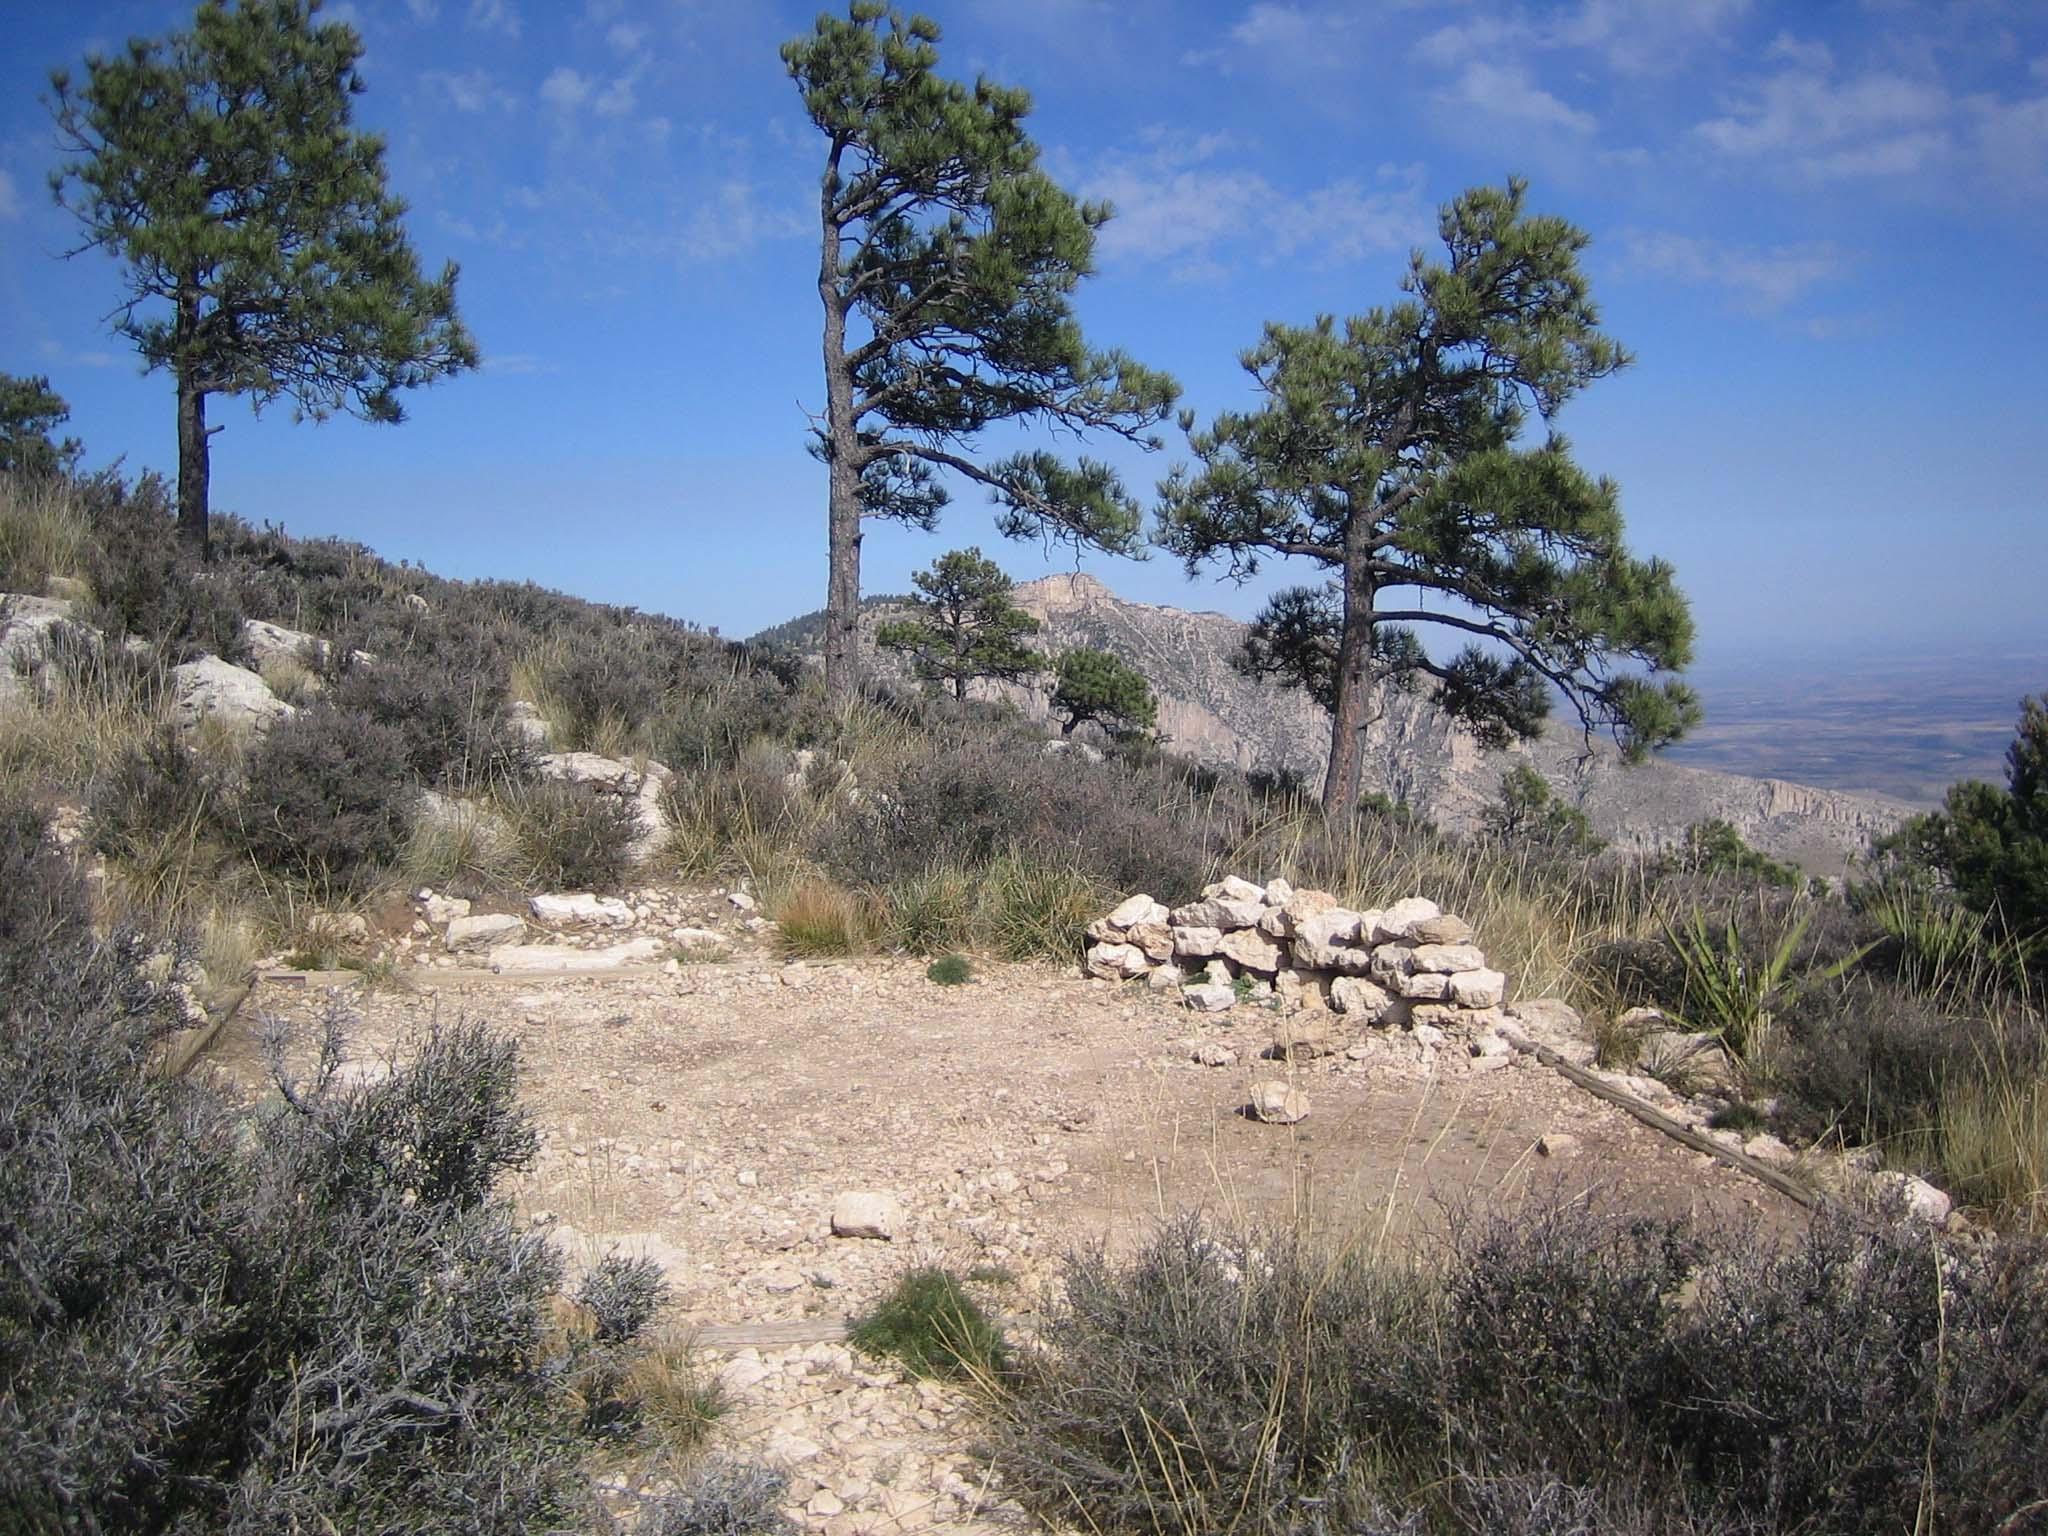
1156, 178, 1698, 812
48, 0, 477, 552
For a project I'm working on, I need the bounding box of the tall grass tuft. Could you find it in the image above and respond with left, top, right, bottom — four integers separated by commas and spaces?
771, 877, 876, 957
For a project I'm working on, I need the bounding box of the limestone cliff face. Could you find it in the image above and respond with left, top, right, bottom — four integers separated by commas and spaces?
855, 571, 1912, 876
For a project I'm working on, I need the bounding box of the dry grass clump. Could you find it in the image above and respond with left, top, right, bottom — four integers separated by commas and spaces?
0, 471, 92, 595
771, 876, 878, 957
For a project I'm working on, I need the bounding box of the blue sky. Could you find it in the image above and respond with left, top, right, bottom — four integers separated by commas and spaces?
2, 0, 2044, 673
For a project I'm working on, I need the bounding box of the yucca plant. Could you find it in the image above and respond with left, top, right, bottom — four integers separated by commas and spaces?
1663, 909, 1829, 1084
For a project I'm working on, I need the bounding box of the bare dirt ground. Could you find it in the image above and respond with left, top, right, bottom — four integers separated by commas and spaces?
198, 892, 1806, 1534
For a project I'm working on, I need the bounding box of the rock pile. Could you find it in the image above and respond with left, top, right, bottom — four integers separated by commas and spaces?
1085, 876, 1509, 1037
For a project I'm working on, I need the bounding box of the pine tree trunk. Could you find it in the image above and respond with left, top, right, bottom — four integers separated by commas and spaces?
174, 289, 211, 559
818, 180, 862, 706
1321, 551, 1376, 813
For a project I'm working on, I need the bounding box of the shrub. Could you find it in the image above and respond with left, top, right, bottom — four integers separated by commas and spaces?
1671, 818, 1802, 888
236, 703, 416, 890
642, 1457, 793, 1536
927, 952, 973, 986
1879, 694, 2048, 960
330, 654, 537, 790
849, 1268, 1008, 1383
994, 1201, 2048, 1536
819, 734, 1204, 904
504, 779, 642, 890
0, 797, 651, 1532
90, 724, 230, 903
76, 469, 251, 663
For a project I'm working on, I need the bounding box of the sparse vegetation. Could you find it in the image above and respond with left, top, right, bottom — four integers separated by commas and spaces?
926, 952, 974, 985
993, 1201, 2048, 1536
848, 1267, 1009, 1384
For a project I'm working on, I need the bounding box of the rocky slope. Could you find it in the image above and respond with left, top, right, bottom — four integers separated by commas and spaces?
830, 572, 1913, 876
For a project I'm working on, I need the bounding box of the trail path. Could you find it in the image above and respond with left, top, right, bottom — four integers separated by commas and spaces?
201, 899, 1804, 1534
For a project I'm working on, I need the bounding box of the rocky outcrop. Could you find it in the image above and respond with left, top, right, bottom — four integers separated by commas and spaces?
971, 573, 1910, 876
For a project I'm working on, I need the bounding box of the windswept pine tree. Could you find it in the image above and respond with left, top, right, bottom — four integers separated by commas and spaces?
783, 2, 1178, 703
1049, 647, 1156, 740
1157, 180, 1697, 812
48, 0, 477, 554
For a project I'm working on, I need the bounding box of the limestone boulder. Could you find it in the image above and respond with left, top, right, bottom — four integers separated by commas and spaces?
531, 892, 636, 928
1447, 968, 1507, 1009
1372, 897, 1443, 943
1270, 1017, 1334, 1059
1108, 893, 1170, 929
1172, 925, 1225, 959
1171, 897, 1265, 931
170, 655, 294, 734
1085, 941, 1150, 981
1202, 875, 1266, 904
1329, 975, 1395, 1021
1408, 942, 1488, 975
445, 912, 526, 951
241, 617, 328, 670
506, 699, 551, 745
1219, 927, 1285, 974
1397, 970, 1451, 1001
1126, 921, 1176, 961
1248, 1081, 1310, 1124
830, 1191, 903, 1240
0, 595, 78, 712
1409, 913, 1475, 946
1181, 981, 1236, 1013
1873, 1171, 1952, 1226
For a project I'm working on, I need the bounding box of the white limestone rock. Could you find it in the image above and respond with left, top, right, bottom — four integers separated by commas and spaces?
1248, 1081, 1310, 1124
1108, 893, 1170, 929
445, 912, 526, 951
530, 892, 637, 928
487, 938, 664, 974
1218, 927, 1285, 974
1085, 941, 1151, 981
1329, 975, 1395, 1021
170, 655, 294, 734
1182, 981, 1237, 1013
1408, 942, 1488, 975
1372, 897, 1443, 943
830, 1191, 903, 1240
1172, 925, 1226, 959
1447, 968, 1508, 1009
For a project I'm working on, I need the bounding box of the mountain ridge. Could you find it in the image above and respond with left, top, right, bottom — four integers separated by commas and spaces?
758, 572, 1914, 877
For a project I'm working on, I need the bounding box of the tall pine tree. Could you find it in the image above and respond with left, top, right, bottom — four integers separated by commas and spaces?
1157, 180, 1697, 812
49, 0, 477, 554
783, 3, 1178, 703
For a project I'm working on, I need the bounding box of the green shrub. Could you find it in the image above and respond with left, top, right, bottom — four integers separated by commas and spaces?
849, 1268, 1008, 1383
926, 952, 973, 986
994, 1202, 2048, 1536
0, 798, 648, 1531
1672, 818, 1802, 888
505, 779, 641, 891
236, 704, 416, 890
1879, 694, 2048, 960
330, 654, 537, 791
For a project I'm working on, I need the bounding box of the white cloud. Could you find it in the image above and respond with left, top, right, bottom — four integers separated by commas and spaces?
1442, 61, 1597, 133
1622, 230, 1848, 310
1765, 32, 1833, 73
0, 169, 18, 220
1695, 64, 1951, 179
423, 68, 508, 112
540, 67, 592, 110
679, 181, 807, 262
1083, 135, 1427, 277
593, 75, 637, 118
1551, 0, 1750, 76
607, 22, 645, 54
1187, 4, 1358, 73
403, 0, 439, 20
466, 0, 520, 39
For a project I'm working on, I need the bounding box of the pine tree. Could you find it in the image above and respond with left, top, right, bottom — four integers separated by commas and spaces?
875, 547, 1041, 700
1049, 648, 1156, 740
1157, 180, 1697, 812
783, 3, 1178, 703
48, 0, 477, 555
0, 374, 83, 479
